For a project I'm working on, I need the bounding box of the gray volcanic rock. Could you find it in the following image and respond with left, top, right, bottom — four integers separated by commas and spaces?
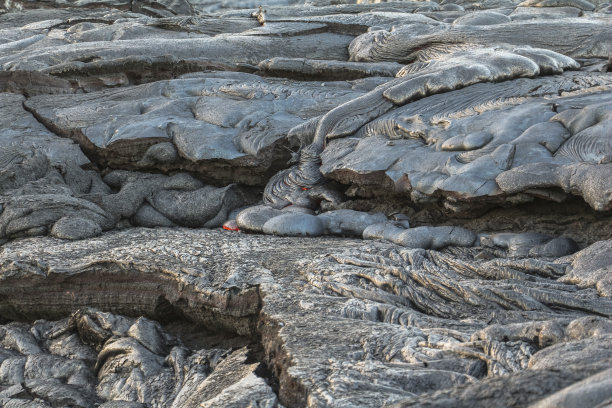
0, 93, 89, 171
509, 6, 584, 20
262, 212, 325, 237
560, 239, 612, 296
239, 207, 388, 238
0, 229, 611, 407
0, 93, 115, 239
529, 368, 612, 408
236, 205, 284, 233
0, 10, 353, 79
528, 334, 612, 369
319, 74, 612, 211
349, 18, 611, 62
386, 360, 612, 408
518, 0, 597, 10
258, 57, 404, 81
0, 93, 258, 240
0, 308, 279, 408
23, 74, 366, 185
554, 100, 612, 162
264, 45, 589, 210
362, 222, 478, 249
393, 225, 476, 249
1, 1, 611, 407
146, 184, 248, 228
50, 216, 103, 239
96, 170, 256, 227
318, 209, 388, 236
481, 232, 556, 257
9, 0, 195, 17
452, 10, 512, 25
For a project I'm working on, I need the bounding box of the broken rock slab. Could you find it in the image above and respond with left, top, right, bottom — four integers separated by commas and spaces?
319, 74, 612, 211
0, 12, 354, 78
1, 229, 611, 407
24, 73, 367, 186
0, 309, 279, 408
0, 92, 259, 240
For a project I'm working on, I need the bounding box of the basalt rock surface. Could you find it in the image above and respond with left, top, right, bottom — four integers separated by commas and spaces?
1, 229, 612, 407
0, 0, 611, 407
0, 307, 278, 408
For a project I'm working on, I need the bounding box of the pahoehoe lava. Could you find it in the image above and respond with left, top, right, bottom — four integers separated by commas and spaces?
0, 0, 611, 407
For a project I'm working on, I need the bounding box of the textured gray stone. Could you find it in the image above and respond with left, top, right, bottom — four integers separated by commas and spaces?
236, 205, 283, 233
560, 240, 612, 296
265, 46, 591, 210
0, 308, 279, 408
1, 2, 611, 407
0, 229, 611, 407
528, 334, 612, 369
452, 11, 512, 25
50, 216, 103, 240
23, 75, 364, 185
529, 368, 612, 408
394, 226, 477, 249
349, 18, 611, 62
518, 0, 596, 10
262, 212, 325, 237
318, 209, 387, 236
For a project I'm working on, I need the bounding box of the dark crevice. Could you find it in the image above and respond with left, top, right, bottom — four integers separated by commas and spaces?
248, 344, 282, 396
47, 57, 259, 88
21, 99, 103, 173
0, 306, 281, 406
0, 261, 289, 404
